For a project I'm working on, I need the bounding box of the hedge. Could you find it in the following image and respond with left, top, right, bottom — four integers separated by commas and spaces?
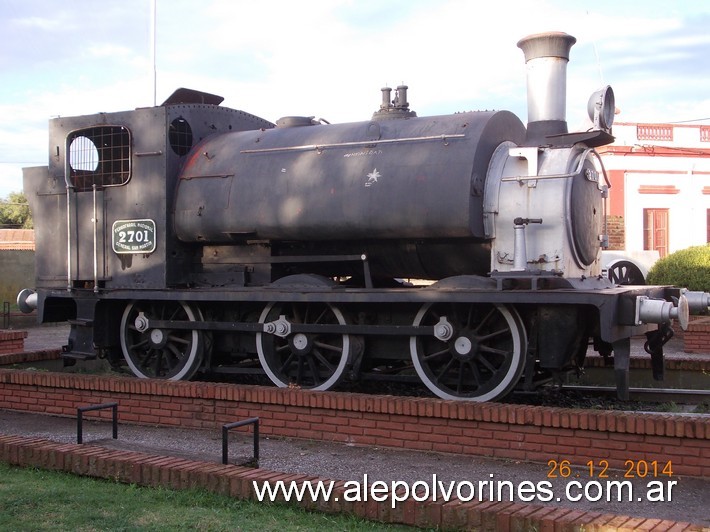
646, 244, 710, 292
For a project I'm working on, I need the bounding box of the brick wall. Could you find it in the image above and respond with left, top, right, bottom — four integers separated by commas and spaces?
0, 347, 59, 365
606, 215, 625, 250
1, 369, 708, 478
684, 317, 710, 354
0, 330, 27, 354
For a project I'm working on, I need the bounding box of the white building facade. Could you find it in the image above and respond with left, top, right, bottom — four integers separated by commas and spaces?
598, 122, 710, 258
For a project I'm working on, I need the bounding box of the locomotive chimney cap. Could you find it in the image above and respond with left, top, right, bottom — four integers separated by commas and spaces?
516, 32, 576, 62
517, 31, 577, 142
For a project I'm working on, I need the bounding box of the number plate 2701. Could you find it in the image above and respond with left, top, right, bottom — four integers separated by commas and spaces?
111, 219, 157, 254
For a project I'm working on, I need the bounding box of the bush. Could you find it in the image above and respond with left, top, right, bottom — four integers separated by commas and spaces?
646, 244, 710, 291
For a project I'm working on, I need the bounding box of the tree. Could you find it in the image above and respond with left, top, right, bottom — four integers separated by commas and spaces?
0, 191, 33, 229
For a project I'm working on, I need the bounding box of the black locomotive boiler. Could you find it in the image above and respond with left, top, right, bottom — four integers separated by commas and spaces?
19, 32, 709, 401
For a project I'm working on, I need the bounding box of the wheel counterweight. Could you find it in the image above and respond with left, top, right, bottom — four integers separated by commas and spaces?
410, 302, 527, 401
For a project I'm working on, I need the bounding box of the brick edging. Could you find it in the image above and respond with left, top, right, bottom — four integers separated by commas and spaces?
0, 369, 706, 438
684, 317, 710, 354
1, 369, 708, 477
0, 348, 61, 365
0, 434, 703, 531
0, 330, 27, 354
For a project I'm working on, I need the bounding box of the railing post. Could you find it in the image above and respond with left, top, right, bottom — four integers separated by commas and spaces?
2, 301, 9, 329
222, 417, 259, 465
76, 402, 118, 444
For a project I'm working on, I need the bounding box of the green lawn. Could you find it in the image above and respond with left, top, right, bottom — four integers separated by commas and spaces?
0, 463, 413, 531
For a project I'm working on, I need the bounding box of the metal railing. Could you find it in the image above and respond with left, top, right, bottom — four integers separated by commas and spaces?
77, 402, 118, 444
222, 417, 259, 465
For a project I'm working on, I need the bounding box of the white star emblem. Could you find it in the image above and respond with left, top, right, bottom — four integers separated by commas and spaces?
365, 168, 381, 187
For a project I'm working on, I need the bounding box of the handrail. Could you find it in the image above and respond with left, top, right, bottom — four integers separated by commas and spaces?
222, 417, 259, 465
77, 402, 118, 444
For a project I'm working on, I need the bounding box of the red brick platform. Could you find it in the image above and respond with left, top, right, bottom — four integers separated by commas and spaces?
683, 317, 710, 354
0, 330, 27, 354
0, 369, 708, 478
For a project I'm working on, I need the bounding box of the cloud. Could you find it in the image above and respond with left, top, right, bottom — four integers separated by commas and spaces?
13, 15, 63, 31
2, 0, 709, 196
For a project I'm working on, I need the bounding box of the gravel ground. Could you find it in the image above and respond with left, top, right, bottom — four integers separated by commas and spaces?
2, 323, 708, 526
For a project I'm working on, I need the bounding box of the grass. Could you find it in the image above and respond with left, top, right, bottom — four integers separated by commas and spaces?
0, 463, 413, 531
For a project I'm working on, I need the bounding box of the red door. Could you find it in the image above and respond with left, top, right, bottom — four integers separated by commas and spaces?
643, 208, 669, 258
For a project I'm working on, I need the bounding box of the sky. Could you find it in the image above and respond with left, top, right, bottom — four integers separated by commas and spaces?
1, 0, 710, 197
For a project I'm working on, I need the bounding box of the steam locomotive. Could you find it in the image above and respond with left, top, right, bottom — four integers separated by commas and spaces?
19, 32, 710, 401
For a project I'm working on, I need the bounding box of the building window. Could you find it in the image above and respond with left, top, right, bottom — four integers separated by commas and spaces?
67, 126, 131, 191
643, 208, 669, 258
701, 126, 710, 142
637, 124, 673, 141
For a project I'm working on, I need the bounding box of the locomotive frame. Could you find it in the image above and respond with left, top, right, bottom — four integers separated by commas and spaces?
19, 33, 709, 402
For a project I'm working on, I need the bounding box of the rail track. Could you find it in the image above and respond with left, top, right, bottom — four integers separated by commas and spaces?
558, 385, 710, 406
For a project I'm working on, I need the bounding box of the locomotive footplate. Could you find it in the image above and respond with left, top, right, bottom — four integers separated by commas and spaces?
61, 299, 99, 364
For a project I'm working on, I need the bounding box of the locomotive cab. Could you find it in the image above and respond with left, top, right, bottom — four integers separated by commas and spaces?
23, 90, 274, 357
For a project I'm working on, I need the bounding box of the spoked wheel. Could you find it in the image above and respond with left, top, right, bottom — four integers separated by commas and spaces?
256, 301, 351, 390
608, 260, 645, 285
120, 300, 204, 380
410, 302, 527, 401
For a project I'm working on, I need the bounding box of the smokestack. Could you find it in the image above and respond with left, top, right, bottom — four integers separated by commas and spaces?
517, 32, 576, 143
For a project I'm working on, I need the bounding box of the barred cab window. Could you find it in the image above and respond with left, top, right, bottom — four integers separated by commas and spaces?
67, 126, 131, 190
169, 117, 193, 156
